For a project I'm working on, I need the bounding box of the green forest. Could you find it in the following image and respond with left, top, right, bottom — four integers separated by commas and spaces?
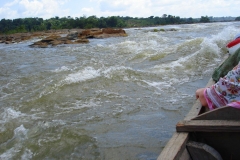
0, 15, 239, 34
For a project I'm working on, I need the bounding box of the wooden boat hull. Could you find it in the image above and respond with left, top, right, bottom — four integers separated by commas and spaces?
157, 78, 240, 160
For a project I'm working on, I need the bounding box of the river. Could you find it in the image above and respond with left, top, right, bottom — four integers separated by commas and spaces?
0, 21, 240, 160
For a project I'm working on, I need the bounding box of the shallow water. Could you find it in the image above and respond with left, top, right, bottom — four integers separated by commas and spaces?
0, 22, 240, 160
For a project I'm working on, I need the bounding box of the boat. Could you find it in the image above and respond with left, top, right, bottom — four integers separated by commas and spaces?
157, 78, 240, 160
226, 36, 240, 55
157, 48, 240, 160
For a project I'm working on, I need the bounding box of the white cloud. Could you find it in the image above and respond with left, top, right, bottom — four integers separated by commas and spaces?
0, 7, 18, 19
18, 0, 70, 18
0, 0, 69, 19
19, 0, 43, 16
96, 0, 153, 17
5, 0, 20, 7
81, 7, 95, 14
0, 0, 239, 20
87, 0, 240, 18
149, 0, 240, 18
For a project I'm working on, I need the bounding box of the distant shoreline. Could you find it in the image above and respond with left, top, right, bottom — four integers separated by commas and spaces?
1, 15, 238, 35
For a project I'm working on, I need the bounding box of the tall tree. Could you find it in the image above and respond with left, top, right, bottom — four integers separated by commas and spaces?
200, 16, 210, 23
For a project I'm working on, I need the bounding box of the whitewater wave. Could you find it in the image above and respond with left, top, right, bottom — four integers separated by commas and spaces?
64, 67, 101, 84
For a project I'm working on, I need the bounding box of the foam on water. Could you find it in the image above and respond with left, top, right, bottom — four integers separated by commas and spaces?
64, 67, 101, 84
0, 147, 20, 160
0, 108, 27, 135
0, 125, 33, 160
142, 80, 172, 92
0, 125, 29, 160
21, 149, 33, 160
38, 65, 136, 99
55, 99, 100, 111
53, 66, 71, 72
2, 108, 25, 121
148, 24, 240, 85
14, 124, 28, 140
102, 66, 134, 79
63, 65, 135, 85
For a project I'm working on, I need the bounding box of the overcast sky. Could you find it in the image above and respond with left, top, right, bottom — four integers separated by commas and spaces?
0, 0, 239, 20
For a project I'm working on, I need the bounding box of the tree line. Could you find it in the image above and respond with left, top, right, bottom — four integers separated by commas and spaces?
0, 15, 239, 34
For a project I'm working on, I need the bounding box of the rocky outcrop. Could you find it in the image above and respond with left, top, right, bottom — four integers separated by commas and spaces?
0, 33, 33, 44
78, 28, 127, 39
29, 28, 127, 47
29, 34, 89, 48
0, 28, 127, 47
67, 31, 78, 40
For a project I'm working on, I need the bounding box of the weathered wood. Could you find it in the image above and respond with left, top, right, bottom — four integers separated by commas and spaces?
190, 132, 240, 160
179, 148, 192, 160
193, 106, 240, 120
157, 132, 189, 160
183, 100, 203, 121
176, 120, 240, 132
186, 141, 222, 160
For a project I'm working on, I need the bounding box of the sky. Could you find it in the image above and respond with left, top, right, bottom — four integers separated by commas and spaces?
0, 0, 239, 20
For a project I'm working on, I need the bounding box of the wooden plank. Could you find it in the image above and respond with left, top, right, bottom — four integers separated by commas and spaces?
157, 132, 189, 160
186, 141, 223, 160
183, 100, 203, 121
193, 106, 240, 120
176, 120, 240, 132
179, 148, 191, 160
190, 132, 240, 160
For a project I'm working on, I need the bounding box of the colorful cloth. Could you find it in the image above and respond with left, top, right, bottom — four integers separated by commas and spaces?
204, 62, 240, 110
227, 101, 240, 108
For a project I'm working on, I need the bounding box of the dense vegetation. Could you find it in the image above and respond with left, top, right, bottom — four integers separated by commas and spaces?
0, 14, 238, 34
236, 16, 240, 21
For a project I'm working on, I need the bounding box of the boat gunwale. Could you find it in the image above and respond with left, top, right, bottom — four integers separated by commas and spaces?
157, 78, 215, 160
